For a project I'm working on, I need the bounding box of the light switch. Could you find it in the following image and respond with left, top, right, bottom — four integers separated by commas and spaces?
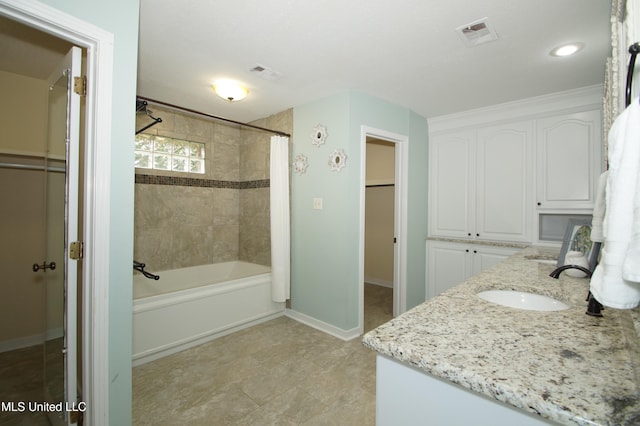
313, 197, 323, 210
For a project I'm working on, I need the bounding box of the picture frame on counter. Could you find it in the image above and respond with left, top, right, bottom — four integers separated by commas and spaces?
557, 218, 599, 271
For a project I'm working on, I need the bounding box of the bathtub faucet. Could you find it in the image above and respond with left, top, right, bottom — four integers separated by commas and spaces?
134, 260, 160, 280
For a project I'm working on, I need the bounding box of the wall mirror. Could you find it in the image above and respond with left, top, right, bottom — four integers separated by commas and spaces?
328, 149, 347, 172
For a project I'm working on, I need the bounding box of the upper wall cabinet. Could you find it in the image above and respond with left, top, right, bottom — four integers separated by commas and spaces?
428, 130, 474, 240
428, 86, 604, 245
429, 121, 533, 243
536, 109, 603, 210
476, 122, 533, 242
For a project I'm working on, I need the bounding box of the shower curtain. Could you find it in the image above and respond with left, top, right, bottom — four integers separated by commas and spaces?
270, 136, 290, 302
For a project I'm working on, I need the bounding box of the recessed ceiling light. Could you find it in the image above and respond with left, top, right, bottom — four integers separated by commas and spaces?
550, 43, 584, 57
213, 80, 248, 102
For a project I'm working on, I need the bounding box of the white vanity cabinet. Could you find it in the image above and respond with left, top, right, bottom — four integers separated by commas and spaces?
428, 121, 533, 243
536, 109, 603, 210
426, 240, 519, 299
376, 354, 553, 426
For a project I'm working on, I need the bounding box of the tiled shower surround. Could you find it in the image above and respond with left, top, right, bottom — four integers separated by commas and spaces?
134, 105, 292, 272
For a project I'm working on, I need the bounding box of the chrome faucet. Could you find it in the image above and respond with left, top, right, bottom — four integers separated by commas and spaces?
549, 264, 603, 317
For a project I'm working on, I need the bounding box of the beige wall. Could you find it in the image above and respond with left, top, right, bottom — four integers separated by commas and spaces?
0, 165, 45, 344
134, 106, 293, 272
366, 139, 395, 185
0, 70, 48, 155
365, 139, 395, 285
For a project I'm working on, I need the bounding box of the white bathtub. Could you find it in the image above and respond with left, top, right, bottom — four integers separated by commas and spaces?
132, 261, 284, 366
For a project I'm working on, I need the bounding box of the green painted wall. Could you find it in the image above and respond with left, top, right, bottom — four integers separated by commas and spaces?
291, 91, 428, 332
406, 110, 430, 307
35, 0, 139, 423
291, 93, 353, 328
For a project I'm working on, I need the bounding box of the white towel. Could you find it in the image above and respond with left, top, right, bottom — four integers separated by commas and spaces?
623, 141, 640, 281
590, 97, 640, 309
590, 171, 608, 243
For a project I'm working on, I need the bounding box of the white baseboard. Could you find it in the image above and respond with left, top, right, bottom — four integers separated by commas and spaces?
364, 278, 393, 288
46, 327, 63, 341
0, 334, 42, 353
285, 309, 362, 341
0, 328, 63, 353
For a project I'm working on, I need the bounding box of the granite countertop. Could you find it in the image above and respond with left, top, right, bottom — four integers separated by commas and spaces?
363, 247, 640, 426
426, 236, 531, 249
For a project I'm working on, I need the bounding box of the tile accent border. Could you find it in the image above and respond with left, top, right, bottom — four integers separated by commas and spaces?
135, 173, 270, 189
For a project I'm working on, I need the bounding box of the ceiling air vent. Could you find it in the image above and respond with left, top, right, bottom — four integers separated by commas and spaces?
456, 18, 498, 47
249, 64, 283, 81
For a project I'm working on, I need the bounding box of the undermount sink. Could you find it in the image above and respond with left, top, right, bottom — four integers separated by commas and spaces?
477, 290, 570, 311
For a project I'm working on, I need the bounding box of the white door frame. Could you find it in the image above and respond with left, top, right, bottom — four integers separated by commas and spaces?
0, 1, 114, 424
359, 126, 408, 333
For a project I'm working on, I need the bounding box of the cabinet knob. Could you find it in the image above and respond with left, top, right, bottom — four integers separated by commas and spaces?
473, 250, 477, 253
466, 249, 470, 252
476, 233, 480, 237
468, 233, 471, 236
537, 202, 541, 206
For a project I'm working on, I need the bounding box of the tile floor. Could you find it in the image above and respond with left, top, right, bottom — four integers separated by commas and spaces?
0, 284, 392, 425
132, 283, 393, 425
0, 339, 64, 426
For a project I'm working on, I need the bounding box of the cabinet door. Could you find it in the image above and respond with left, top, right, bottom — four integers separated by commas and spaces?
536, 110, 602, 209
471, 246, 519, 276
476, 121, 533, 242
426, 241, 472, 299
427, 241, 519, 300
428, 132, 474, 239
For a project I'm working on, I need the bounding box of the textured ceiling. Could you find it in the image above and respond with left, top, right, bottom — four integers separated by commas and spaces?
136, 0, 612, 122
0, 1, 612, 124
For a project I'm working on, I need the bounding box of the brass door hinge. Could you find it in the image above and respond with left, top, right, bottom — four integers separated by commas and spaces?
73, 76, 86, 96
69, 241, 83, 260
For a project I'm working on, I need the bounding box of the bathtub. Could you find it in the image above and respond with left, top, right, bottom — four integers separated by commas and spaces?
132, 261, 284, 366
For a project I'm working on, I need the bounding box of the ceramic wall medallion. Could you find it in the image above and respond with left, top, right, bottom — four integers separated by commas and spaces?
328, 149, 347, 172
311, 124, 328, 147
293, 153, 309, 175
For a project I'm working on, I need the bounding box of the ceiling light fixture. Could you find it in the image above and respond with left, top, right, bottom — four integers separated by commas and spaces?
550, 43, 584, 57
213, 80, 248, 102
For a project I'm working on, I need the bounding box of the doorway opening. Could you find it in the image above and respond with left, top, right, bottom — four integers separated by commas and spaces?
0, 1, 116, 423
363, 138, 395, 332
0, 18, 82, 425
359, 126, 408, 334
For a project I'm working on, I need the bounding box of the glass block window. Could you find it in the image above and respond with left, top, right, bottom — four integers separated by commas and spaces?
135, 134, 205, 174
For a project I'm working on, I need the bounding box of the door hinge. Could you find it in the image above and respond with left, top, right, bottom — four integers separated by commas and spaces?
69, 241, 83, 260
73, 76, 86, 96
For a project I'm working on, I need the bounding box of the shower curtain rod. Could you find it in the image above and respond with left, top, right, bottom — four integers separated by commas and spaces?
136, 96, 291, 138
